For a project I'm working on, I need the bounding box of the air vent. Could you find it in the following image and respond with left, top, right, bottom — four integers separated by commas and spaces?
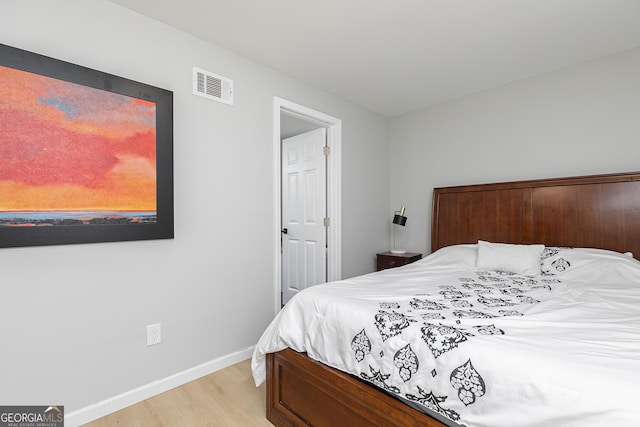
193, 67, 233, 105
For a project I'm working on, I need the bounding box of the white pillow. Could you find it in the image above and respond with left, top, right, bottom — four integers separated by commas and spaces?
477, 240, 545, 275
423, 244, 478, 268
541, 247, 638, 276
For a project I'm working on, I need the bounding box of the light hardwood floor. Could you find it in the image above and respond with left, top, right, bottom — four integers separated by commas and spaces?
82, 359, 273, 426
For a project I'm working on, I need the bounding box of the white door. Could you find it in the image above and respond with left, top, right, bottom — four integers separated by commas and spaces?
281, 128, 327, 305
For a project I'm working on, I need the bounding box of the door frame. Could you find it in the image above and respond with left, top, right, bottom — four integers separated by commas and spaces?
273, 97, 342, 313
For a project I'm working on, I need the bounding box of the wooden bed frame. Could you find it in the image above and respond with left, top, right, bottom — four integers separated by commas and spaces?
266, 171, 640, 427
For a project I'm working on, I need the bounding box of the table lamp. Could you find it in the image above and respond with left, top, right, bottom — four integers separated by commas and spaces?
391, 206, 407, 254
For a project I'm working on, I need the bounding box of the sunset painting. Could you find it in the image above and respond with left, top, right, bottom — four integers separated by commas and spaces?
0, 64, 158, 227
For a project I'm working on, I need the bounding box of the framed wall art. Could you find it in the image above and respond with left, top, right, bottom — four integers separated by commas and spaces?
0, 43, 174, 248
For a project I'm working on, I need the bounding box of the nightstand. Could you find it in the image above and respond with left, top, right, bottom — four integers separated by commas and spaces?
376, 251, 422, 271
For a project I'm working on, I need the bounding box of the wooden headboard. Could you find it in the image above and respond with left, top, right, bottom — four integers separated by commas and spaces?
432, 171, 640, 259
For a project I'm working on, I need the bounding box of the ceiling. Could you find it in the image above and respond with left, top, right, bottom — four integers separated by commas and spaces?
110, 0, 640, 118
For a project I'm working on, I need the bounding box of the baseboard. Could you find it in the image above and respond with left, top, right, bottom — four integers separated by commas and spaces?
65, 345, 255, 427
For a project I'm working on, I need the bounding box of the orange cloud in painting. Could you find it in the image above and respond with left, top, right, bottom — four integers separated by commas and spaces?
0, 65, 157, 211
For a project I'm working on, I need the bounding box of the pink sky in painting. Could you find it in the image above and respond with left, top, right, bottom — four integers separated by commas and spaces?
0, 65, 157, 211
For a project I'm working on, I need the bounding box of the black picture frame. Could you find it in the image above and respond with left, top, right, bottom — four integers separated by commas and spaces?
0, 43, 174, 248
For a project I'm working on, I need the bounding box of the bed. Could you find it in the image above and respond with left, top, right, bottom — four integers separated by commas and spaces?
251, 171, 640, 427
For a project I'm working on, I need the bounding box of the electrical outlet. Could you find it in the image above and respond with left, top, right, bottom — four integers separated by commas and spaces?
147, 323, 161, 346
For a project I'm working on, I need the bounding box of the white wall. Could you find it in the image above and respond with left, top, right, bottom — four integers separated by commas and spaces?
0, 0, 389, 419
390, 48, 640, 256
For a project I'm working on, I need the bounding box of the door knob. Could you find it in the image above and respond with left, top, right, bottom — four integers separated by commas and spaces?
281, 228, 288, 234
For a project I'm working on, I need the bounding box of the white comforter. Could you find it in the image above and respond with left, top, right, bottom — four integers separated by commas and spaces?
251, 245, 640, 427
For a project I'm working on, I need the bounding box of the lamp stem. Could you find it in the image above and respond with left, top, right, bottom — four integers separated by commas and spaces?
392, 223, 396, 251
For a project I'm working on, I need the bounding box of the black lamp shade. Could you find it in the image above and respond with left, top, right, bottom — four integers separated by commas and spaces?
393, 214, 407, 226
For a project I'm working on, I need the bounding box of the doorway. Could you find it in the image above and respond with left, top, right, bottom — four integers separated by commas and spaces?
281, 127, 326, 304
273, 97, 342, 312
